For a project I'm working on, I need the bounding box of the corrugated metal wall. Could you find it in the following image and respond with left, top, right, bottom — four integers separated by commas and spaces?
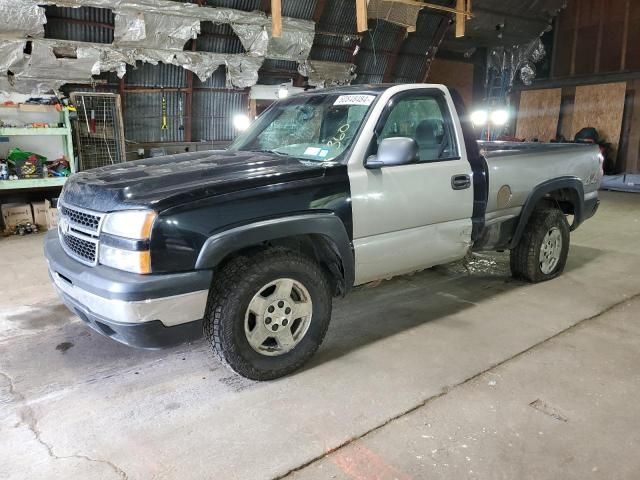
44, 6, 115, 44
125, 92, 186, 143
192, 90, 248, 141
395, 11, 449, 83
42, 0, 455, 144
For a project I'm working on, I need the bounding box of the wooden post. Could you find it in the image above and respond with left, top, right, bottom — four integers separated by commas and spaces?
271, 0, 282, 38
356, 0, 368, 33
569, 0, 580, 75
455, 0, 466, 38
621, 0, 631, 70
594, 0, 605, 73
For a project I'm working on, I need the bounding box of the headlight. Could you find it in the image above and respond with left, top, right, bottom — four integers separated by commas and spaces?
102, 210, 156, 239
100, 210, 156, 274
99, 245, 151, 274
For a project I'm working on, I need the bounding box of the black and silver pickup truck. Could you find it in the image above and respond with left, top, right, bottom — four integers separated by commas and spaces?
45, 84, 602, 380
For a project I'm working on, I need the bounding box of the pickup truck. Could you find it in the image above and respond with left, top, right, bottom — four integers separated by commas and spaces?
44, 84, 602, 380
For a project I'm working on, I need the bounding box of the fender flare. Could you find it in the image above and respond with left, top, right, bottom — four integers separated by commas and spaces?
195, 213, 355, 290
508, 177, 584, 249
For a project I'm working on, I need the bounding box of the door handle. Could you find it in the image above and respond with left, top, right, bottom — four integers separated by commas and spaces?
451, 174, 471, 190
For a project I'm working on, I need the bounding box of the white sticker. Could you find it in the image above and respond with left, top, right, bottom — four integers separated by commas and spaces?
318, 149, 329, 158
333, 94, 375, 106
304, 147, 322, 156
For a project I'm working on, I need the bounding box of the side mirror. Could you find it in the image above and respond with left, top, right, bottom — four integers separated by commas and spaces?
365, 137, 419, 169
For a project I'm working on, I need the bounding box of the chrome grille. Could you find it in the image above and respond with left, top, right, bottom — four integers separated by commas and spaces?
59, 204, 101, 231
58, 202, 104, 266
62, 232, 97, 263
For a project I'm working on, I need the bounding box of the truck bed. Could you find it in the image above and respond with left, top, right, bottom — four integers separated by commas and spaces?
478, 141, 601, 219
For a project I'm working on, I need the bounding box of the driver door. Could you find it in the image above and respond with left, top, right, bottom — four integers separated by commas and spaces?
349, 89, 474, 285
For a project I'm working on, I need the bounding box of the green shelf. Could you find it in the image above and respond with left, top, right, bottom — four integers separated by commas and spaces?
0, 109, 75, 194
0, 177, 68, 190
0, 127, 71, 136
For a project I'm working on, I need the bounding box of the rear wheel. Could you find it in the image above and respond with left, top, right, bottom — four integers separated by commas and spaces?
204, 248, 332, 380
510, 208, 570, 283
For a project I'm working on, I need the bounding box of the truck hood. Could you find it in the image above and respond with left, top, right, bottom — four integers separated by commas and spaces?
61, 150, 329, 212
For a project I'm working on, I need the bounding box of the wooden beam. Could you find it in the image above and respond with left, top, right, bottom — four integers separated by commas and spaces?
271, 0, 282, 38
594, 0, 605, 73
621, 0, 631, 70
356, 0, 368, 33
387, 0, 473, 18
569, 0, 580, 76
455, 0, 465, 38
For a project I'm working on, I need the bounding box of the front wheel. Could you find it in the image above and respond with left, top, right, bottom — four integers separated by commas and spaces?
204, 248, 332, 380
510, 208, 570, 283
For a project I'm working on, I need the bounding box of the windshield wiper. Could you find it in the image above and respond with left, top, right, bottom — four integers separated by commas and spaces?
248, 149, 289, 157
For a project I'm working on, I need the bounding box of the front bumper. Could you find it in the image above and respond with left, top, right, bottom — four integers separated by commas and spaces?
45, 231, 211, 348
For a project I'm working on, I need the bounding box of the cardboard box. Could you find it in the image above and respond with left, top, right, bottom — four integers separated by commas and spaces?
1, 203, 34, 232
18, 104, 57, 113
45, 199, 59, 230
31, 202, 49, 229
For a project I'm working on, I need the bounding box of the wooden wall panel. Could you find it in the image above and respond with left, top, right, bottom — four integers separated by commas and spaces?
553, 0, 636, 76
515, 88, 562, 142
427, 59, 474, 107
570, 82, 627, 154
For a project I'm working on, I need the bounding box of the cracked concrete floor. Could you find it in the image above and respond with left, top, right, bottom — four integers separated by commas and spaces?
1, 191, 639, 480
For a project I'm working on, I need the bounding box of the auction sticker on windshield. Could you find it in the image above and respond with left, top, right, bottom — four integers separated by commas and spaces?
333, 95, 375, 106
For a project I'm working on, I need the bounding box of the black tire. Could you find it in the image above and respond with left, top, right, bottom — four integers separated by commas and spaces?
510, 208, 570, 283
204, 248, 332, 380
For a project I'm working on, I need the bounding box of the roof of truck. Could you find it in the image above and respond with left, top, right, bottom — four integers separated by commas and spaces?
296, 83, 439, 97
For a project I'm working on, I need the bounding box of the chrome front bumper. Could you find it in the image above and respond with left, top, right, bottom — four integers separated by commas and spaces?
50, 269, 209, 326
44, 230, 211, 348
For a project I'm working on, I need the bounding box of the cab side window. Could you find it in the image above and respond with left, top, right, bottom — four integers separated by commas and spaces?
378, 94, 458, 162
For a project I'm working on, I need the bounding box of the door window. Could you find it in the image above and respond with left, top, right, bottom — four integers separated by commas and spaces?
378, 93, 458, 162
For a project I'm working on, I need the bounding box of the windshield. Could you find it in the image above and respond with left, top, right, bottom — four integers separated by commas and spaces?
229, 93, 378, 162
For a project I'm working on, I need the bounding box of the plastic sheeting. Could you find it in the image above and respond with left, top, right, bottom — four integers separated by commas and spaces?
0, 77, 65, 96
41, 0, 265, 24
12, 42, 96, 82
601, 174, 640, 193
0, 1, 46, 38
231, 17, 314, 61
0, 41, 89, 96
487, 38, 546, 88
298, 60, 357, 88
0, 41, 27, 73
48, 40, 262, 87
114, 11, 200, 49
0, 0, 338, 94
268, 18, 315, 61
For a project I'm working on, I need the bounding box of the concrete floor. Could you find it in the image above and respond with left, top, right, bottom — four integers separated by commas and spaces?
0, 190, 639, 480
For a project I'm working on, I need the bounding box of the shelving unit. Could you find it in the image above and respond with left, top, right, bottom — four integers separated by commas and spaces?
0, 106, 75, 191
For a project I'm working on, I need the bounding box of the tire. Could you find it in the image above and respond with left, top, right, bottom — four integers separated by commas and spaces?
510, 208, 570, 283
204, 248, 332, 380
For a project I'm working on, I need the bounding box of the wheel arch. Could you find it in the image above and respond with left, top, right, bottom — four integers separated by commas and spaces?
509, 177, 584, 250
195, 213, 354, 296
